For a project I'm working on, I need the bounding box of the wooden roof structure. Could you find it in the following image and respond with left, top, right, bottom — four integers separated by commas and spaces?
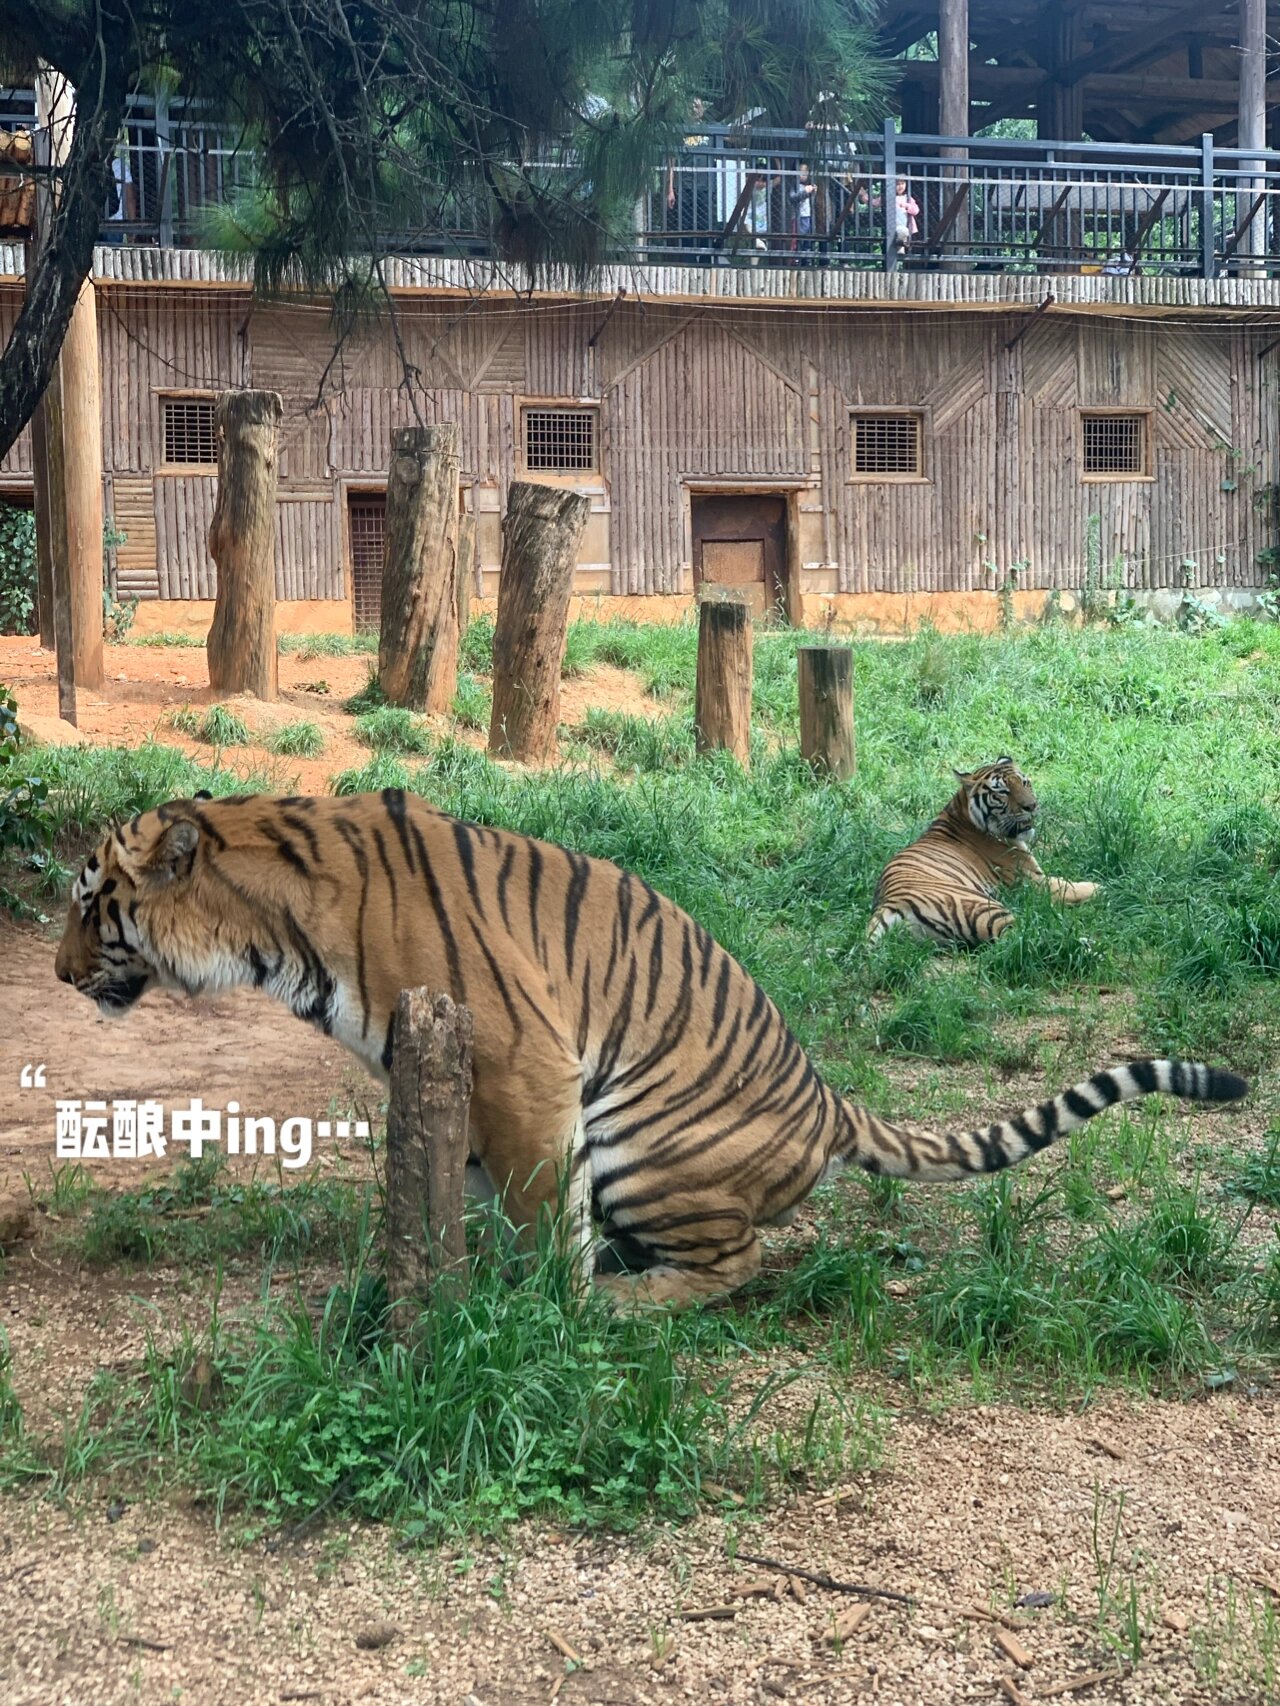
882, 0, 1280, 146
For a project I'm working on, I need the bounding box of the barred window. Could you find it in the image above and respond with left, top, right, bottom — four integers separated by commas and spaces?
852, 412, 923, 478
162, 397, 217, 467
348, 494, 386, 633
523, 406, 598, 474
1081, 412, 1148, 477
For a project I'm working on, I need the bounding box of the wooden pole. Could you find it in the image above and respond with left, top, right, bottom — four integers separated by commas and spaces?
488, 480, 588, 764
797, 647, 855, 780
23, 236, 54, 650
34, 67, 103, 691
60, 277, 104, 688
938, 0, 970, 267
1239, 0, 1267, 275
456, 504, 475, 639
384, 988, 473, 1327
378, 423, 461, 714
695, 599, 753, 766
207, 389, 282, 700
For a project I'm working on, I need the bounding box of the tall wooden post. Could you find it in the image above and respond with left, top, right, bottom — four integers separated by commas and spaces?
938, 0, 970, 266
797, 647, 855, 780
695, 599, 753, 767
1043, 7, 1083, 143
385, 988, 472, 1327
488, 481, 588, 764
34, 68, 104, 693
207, 390, 282, 700
378, 423, 461, 714
1239, 0, 1267, 275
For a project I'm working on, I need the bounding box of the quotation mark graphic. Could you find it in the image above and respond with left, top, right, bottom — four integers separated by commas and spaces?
19, 1063, 47, 1089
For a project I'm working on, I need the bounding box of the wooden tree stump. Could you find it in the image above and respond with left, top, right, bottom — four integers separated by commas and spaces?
797, 647, 856, 779
207, 390, 282, 701
456, 506, 475, 639
488, 481, 589, 764
379, 423, 461, 714
385, 988, 473, 1328
695, 598, 753, 766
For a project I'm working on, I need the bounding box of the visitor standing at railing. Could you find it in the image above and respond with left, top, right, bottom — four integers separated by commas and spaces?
664, 99, 716, 260
789, 161, 817, 264
857, 175, 919, 261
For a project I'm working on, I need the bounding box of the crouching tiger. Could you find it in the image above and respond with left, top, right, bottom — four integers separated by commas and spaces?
870, 756, 1099, 947
55, 789, 1244, 1308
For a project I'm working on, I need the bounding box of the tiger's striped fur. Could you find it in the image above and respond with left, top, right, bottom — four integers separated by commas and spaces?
55, 790, 1241, 1307
869, 757, 1099, 947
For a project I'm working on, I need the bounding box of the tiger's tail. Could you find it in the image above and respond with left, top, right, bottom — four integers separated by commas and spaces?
842, 1059, 1247, 1182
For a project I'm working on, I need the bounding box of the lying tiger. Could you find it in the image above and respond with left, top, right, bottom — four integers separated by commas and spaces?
869, 756, 1099, 947
55, 789, 1242, 1308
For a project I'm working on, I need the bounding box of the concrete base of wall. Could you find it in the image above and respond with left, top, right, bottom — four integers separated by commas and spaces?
130, 599, 355, 640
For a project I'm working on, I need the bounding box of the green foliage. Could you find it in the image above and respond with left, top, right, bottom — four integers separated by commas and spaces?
355, 706, 434, 754
343, 666, 387, 716
450, 672, 491, 731
0, 504, 36, 636
0, 687, 55, 895
267, 719, 325, 757
171, 704, 250, 746
278, 632, 378, 658
459, 613, 496, 674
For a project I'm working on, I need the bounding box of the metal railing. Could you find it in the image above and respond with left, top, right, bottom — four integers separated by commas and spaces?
8, 93, 1280, 278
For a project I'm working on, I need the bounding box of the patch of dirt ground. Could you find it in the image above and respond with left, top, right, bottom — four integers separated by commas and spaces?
0, 636, 667, 795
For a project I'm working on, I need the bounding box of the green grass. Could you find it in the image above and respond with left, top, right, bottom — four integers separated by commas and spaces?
277, 631, 378, 658
168, 704, 250, 746
267, 719, 325, 758
354, 706, 434, 755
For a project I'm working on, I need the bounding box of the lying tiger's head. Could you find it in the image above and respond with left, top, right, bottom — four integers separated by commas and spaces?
55, 795, 217, 1016
954, 756, 1039, 845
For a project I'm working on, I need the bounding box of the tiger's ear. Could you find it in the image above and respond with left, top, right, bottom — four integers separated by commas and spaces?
952, 765, 974, 783
192, 790, 213, 803
995, 754, 1014, 767
140, 818, 200, 887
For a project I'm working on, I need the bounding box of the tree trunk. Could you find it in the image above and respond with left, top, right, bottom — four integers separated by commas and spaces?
938, 0, 970, 267
456, 506, 475, 638
695, 599, 753, 767
385, 988, 473, 1329
25, 237, 54, 650
39, 358, 76, 726
378, 423, 461, 713
797, 646, 856, 779
488, 481, 588, 764
207, 390, 282, 701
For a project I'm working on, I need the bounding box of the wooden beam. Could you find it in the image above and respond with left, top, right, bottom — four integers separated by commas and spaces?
1239, 0, 1267, 271
1053, 0, 1234, 89
902, 60, 1280, 111
938, 0, 970, 267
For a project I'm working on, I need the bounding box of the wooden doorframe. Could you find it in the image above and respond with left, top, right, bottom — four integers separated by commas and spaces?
684, 481, 805, 625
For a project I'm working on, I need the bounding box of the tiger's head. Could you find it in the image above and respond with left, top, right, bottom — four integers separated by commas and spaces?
954, 757, 1039, 846
55, 793, 231, 1016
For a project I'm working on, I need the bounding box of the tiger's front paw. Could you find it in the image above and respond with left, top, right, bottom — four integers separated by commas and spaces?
1074, 881, 1101, 903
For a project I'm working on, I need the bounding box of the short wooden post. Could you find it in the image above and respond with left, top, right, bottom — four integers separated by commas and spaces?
206, 390, 282, 701
378, 423, 461, 714
797, 646, 856, 779
384, 988, 473, 1328
695, 598, 753, 766
488, 480, 589, 764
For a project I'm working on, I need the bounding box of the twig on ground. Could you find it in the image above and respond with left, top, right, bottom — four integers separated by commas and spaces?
732, 1553, 914, 1607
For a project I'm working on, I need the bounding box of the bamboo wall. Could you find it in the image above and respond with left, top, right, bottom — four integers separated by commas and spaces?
0, 286, 1274, 601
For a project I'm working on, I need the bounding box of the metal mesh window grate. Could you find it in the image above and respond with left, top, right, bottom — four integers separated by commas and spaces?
348, 495, 386, 632
523, 406, 598, 473
852, 413, 922, 477
162, 397, 218, 466
1082, 413, 1146, 476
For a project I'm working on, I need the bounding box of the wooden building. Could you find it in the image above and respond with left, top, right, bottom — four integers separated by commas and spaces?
3, 0, 1280, 635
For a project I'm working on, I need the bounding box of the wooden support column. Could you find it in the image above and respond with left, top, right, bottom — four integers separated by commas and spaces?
206, 390, 282, 700
385, 988, 473, 1329
938, 0, 970, 265
1044, 6, 1084, 142
797, 648, 855, 780
378, 423, 461, 713
1239, 0, 1267, 274
34, 68, 103, 693
488, 481, 588, 764
695, 599, 752, 767
456, 504, 475, 638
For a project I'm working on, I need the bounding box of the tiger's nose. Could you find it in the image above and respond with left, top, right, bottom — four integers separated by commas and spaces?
54, 947, 73, 984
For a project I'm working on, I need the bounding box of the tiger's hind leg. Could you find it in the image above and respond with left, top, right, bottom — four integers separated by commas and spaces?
592, 1199, 762, 1310
949, 894, 1016, 944
469, 1073, 595, 1280
872, 893, 1014, 947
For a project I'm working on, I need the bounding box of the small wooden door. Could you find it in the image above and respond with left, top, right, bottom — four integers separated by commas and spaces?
691, 493, 787, 620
